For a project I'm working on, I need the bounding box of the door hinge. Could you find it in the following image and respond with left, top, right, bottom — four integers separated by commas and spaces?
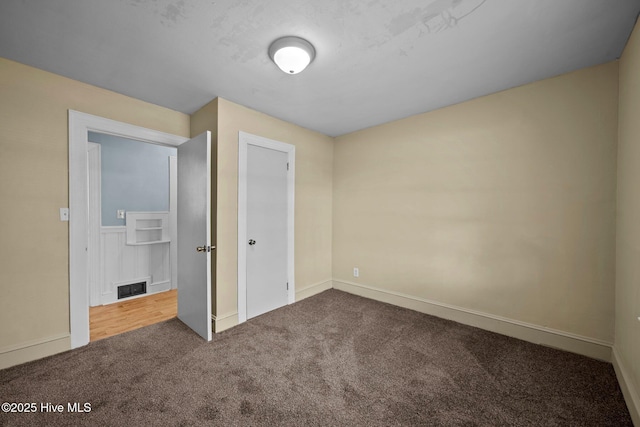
286, 282, 289, 290
287, 162, 289, 171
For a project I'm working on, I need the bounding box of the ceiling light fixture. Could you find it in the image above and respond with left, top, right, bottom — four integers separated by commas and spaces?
268, 36, 315, 75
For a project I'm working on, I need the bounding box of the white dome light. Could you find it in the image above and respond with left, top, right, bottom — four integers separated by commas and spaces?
269, 36, 315, 75
273, 46, 310, 74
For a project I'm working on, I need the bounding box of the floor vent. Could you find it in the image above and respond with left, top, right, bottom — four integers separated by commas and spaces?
117, 281, 147, 299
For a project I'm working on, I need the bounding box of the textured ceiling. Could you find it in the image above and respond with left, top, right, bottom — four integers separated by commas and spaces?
1, 0, 638, 136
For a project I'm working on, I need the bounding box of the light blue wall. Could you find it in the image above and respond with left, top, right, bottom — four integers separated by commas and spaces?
88, 132, 177, 226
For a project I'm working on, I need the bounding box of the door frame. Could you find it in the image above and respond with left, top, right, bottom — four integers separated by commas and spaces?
87, 142, 101, 307
237, 131, 295, 323
68, 110, 187, 348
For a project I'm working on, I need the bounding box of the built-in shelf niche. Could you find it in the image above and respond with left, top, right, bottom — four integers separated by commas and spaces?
126, 211, 170, 245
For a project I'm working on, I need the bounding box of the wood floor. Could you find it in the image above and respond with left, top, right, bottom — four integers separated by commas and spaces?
89, 289, 177, 341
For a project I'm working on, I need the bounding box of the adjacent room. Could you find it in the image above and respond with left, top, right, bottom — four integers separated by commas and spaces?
86, 132, 178, 340
1, 0, 639, 425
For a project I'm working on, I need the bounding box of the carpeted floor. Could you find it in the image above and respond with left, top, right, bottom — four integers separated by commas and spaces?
0, 290, 632, 426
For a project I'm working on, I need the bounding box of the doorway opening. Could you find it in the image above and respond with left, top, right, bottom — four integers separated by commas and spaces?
69, 111, 188, 348
86, 131, 178, 341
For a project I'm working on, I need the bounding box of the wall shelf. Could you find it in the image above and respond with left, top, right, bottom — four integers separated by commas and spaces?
126, 212, 170, 246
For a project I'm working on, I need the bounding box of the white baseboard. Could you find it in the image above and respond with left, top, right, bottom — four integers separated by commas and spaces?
212, 280, 333, 333
149, 280, 171, 292
612, 347, 640, 426
295, 279, 332, 302
332, 279, 613, 362
212, 312, 238, 333
0, 334, 71, 370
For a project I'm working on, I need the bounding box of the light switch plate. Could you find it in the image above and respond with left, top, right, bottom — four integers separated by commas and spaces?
60, 208, 69, 221
117, 210, 125, 219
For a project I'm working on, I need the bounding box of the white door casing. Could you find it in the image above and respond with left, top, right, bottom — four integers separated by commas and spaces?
69, 110, 187, 348
177, 131, 213, 341
169, 156, 178, 290
237, 131, 295, 323
87, 142, 101, 307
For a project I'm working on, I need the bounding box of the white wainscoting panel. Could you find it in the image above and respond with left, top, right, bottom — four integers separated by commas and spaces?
98, 226, 171, 305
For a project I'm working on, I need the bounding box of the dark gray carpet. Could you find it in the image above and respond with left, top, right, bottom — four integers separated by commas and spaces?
0, 290, 632, 426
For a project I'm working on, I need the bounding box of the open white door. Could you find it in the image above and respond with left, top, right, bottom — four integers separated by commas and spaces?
177, 131, 213, 341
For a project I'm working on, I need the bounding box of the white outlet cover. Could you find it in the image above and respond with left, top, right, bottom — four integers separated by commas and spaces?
117, 210, 125, 219
60, 207, 69, 221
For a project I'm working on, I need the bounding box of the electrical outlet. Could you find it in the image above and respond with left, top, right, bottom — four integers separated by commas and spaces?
353, 267, 359, 278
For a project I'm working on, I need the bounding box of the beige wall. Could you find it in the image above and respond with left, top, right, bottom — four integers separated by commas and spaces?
0, 58, 189, 365
616, 20, 640, 422
191, 98, 219, 139
334, 61, 619, 343
215, 98, 334, 327
191, 98, 219, 316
